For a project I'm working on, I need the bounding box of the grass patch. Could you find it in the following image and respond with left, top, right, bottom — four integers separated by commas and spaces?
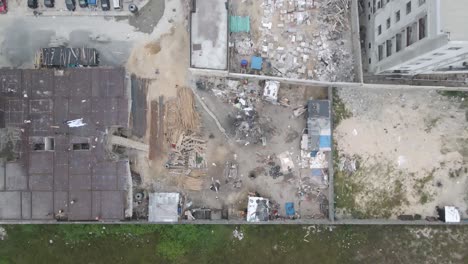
437, 90, 468, 109
333, 145, 363, 217
334, 155, 409, 218
413, 171, 435, 204
437, 90, 467, 98
361, 179, 407, 218
332, 88, 352, 128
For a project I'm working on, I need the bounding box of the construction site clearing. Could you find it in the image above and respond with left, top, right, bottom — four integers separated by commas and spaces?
227, 0, 355, 81
126, 75, 333, 222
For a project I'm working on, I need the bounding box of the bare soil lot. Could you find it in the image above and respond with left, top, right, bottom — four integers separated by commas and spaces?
334, 88, 468, 219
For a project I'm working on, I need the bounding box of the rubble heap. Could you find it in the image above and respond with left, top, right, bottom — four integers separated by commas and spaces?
231, 0, 354, 81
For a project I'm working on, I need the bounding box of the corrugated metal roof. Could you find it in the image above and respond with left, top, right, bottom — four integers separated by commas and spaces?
148, 192, 180, 222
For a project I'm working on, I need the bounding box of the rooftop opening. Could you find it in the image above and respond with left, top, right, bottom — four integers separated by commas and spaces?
73, 143, 90, 151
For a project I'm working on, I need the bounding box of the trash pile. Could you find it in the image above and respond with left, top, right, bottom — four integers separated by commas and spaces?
256, 152, 296, 179
224, 161, 242, 188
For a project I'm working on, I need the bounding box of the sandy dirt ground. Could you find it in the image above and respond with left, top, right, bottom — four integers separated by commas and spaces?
182, 81, 330, 218
124, 0, 192, 189
334, 88, 468, 219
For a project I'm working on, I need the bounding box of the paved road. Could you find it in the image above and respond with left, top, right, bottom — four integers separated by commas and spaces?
0, 0, 165, 68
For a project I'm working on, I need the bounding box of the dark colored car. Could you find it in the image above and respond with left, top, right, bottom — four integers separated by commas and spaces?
100, 0, 109, 10
0, 0, 6, 13
27, 0, 38, 8
65, 0, 75, 10
78, 0, 87, 7
44, 0, 54, 7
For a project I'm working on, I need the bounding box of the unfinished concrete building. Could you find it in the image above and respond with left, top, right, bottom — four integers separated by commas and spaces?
189, 0, 228, 70
364, 0, 468, 75
0, 68, 131, 222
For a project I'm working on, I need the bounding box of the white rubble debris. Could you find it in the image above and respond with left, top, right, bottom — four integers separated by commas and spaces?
0, 226, 6, 241
233, 228, 244, 240
232, 0, 354, 81
66, 118, 87, 128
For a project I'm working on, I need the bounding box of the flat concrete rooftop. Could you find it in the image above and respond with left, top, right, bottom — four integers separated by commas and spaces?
0, 68, 130, 221
190, 0, 228, 70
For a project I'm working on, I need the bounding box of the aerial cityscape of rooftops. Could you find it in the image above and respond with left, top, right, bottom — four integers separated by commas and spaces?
0, 0, 466, 224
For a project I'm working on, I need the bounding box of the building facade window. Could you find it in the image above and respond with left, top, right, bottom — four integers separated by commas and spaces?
418, 16, 426, 40
418, 0, 425, 6
386, 39, 393, 57
396, 33, 402, 52
395, 10, 400, 22
378, 45, 384, 61
386, 17, 391, 29
406, 1, 411, 14
378, 25, 382, 35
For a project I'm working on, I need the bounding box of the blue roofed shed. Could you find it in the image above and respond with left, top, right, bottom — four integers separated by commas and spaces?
251, 56, 263, 70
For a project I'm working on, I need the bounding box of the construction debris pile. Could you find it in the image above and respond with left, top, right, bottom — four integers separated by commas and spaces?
230, 0, 354, 81
35, 47, 99, 68
166, 134, 207, 169
314, 0, 354, 81
162, 87, 207, 168
255, 152, 295, 179
198, 77, 277, 145
224, 161, 242, 188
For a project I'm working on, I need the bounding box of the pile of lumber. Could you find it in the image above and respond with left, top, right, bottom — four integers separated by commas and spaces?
166, 134, 207, 169
164, 87, 200, 145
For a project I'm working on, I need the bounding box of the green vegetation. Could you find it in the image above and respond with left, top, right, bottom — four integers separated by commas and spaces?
413, 171, 435, 204
332, 89, 352, 128
334, 154, 409, 219
1, 225, 468, 263
437, 90, 468, 108
360, 178, 407, 218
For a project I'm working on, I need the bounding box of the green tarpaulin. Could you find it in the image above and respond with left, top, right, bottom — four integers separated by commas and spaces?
230, 16, 250, 33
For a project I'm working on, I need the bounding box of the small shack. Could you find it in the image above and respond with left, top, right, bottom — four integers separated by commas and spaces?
247, 196, 270, 222
263, 81, 280, 102
148, 193, 180, 222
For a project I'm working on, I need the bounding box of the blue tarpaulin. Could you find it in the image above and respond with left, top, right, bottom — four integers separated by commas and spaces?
251, 56, 263, 70
319, 135, 331, 149
230, 16, 250, 33
285, 202, 295, 216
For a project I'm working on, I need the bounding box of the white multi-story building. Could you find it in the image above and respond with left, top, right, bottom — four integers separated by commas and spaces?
364, 0, 468, 75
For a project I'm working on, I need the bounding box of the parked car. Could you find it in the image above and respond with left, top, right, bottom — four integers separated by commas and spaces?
44, 0, 54, 7
78, 0, 87, 7
27, 0, 38, 8
100, 0, 109, 10
0, 0, 6, 13
65, 0, 75, 10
